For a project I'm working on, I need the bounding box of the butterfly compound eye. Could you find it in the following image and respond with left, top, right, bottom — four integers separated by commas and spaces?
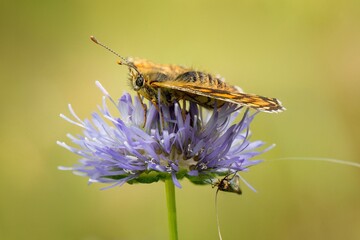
135, 75, 144, 88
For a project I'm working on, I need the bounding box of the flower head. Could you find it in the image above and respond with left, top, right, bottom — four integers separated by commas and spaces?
58, 81, 272, 189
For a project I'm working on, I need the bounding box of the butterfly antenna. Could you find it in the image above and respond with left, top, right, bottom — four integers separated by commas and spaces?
90, 36, 132, 66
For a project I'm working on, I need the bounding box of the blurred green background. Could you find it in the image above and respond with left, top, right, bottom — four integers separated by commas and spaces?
1, 1, 360, 239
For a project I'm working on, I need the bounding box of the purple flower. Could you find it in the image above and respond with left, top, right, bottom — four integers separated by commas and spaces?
58, 81, 272, 189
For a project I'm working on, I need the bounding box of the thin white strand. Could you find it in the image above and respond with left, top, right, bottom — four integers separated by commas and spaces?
95, 81, 117, 107
272, 157, 360, 168
215, 190, 223, 240
238, 174, 257, 193
68, 104, 85, 125
60, 113, 85, 128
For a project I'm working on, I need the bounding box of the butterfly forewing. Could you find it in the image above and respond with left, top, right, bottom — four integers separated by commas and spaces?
151, 80, 284, 112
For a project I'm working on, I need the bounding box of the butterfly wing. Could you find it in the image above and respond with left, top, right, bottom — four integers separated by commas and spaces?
130, 58, 191, 76
151, 80, 285, 112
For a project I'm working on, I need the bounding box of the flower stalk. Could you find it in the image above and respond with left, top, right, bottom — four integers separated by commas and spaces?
165, 178, 178, 240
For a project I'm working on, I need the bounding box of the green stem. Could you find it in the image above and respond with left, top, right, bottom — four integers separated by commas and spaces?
165, 177, 178, 240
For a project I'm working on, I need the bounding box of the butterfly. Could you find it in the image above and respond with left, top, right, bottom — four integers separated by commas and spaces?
91, 36, 285, 113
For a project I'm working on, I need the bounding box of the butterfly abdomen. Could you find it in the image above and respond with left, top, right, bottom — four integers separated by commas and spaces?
175, 71, 226, 88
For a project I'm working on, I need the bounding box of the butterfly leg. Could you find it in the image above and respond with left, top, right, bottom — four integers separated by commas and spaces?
137, 92, 148, 127
149, 99, 166, 127
182, 99, 187, 120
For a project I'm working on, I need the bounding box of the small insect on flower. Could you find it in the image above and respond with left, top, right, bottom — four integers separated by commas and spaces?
90, 36, 285, 113
213, 172, 242, 195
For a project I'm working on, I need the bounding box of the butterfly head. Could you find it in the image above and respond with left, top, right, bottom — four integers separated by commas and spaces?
90, 36, 146, 92
117, 60, 145, 91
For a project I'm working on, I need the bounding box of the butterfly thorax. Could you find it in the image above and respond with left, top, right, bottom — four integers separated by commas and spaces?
129, 58, 189, 76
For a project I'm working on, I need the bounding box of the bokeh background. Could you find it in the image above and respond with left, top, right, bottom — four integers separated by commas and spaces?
1, 1, 359, 240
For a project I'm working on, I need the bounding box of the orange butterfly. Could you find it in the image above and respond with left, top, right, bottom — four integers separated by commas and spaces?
91, 36, 285, 113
